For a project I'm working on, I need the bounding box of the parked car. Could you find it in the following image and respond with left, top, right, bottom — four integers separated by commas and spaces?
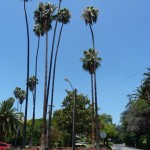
0, 142, 10, 150
75, 141, 86, 147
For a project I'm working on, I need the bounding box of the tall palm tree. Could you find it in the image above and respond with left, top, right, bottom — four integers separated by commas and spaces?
81, 6, 100, 149
0, 98, 23, 141
44, 1, 62, 148
47, 8, 71, 148
46, 0, 62, 120
81, 48, 101, 148
81, 49, 95, 147
27, 76, 38, 147
22, 0, 31, 148
27, 23, 43, 148
34, 3, 56, 149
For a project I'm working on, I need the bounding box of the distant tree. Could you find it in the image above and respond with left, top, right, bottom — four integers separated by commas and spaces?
13, 87, 26, 113
0, 98, 23, 141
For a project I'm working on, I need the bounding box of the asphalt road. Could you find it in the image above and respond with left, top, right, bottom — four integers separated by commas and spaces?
111, 144, 143, 150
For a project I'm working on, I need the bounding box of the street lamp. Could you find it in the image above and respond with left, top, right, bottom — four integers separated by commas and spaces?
64, 78, 76, 150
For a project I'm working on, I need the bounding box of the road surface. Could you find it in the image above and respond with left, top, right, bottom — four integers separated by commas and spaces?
111, 144, 143, 150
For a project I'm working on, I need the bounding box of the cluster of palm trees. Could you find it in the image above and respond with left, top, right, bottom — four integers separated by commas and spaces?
32, 2, 71, 149
20, 0, 71, 149
17, 1, 101, 150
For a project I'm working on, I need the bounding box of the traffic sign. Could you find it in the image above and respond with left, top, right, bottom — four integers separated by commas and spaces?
100, 131, 107, 138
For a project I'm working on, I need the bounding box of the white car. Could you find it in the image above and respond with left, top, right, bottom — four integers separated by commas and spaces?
75, 142, 86, 147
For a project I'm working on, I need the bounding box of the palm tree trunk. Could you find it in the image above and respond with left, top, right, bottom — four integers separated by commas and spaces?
29, 91, 35, 148
47, 23, 64, 149
29, 35, 40, 148
15, 103, 22, 147
91, 74, 95, 148
41, 32, 48, 150
89, 24, 100, 150
46, 0, 62, 107
22, 0, 30, 148
94, 72, 100, 150
89, 24, 95, 50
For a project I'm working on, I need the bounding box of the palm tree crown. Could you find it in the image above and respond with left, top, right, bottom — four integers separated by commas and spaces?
13, 87, 26, 105
33, 23, 44, 37
81, 48, 101, 74
57, 8, 71, 24
81, 6, 99, 25
143, 68, 150, 89
142, 67, 150, 102
0, 98, 22, 141
34, 2, 56, 33
13, 87, 22, 100
27, 76, 38, 92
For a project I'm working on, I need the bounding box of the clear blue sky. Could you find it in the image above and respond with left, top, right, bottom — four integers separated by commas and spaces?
0, 0, 150, 125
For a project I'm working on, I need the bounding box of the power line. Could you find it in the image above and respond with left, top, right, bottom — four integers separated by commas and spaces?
98, 67, 148, 93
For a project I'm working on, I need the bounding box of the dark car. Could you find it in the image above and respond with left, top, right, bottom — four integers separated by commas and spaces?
0, 142, 10, 150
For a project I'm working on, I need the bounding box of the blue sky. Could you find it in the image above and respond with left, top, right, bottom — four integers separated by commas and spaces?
0, 0, 150, 125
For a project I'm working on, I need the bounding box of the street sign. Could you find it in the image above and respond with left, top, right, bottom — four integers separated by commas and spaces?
100, 131, 106, 138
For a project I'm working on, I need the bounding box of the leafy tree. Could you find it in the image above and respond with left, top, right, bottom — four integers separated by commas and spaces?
26, 118, 42, 146
53, 91, 92, 146
121, 93, 150, 148
99, 114, 117, 145
0, 98, 23, 141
